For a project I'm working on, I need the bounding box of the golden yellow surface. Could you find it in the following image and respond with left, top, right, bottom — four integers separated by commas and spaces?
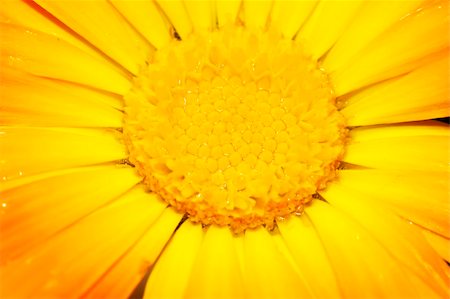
123, 26, 346, 232
0, 0, 449, 298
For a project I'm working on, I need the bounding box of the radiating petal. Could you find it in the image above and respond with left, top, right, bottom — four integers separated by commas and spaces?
344, 135, 449, 171
184, 226, 245, 299
420, 228, 450, 262
295, 0, 362, 60
0, 22, 131, 94
0, 0, 104, 60
34, 0, 152, 75
144, 221, 204, 299
333, 169, 450, 239
243, 0, 273, 29
344, 124, 450, 171
349, 121, 449, 141
0, 66, 123, 127
270, 0, 318, 39
306, 200, 425, 298
243, 228, 313, 299
342, 52, 450, 126
0, 185, 164, 298
0, 167, 85, 192
323, 0, 425, 72
216, 0, 241, 28
155, 0, 193, 40
0, 165, 141, 262
331, 0, 449, 96
0, 127, 127, 180
321, 182, 449, 296
277, 216, 342, 298
109, 0, 171, 49
83, 206, 182, 299
184, 0, 214, 31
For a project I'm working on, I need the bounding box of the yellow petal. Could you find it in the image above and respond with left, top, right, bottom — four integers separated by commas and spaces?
34, 0, 152, 75
345, 135, 449, 171
342, 52, 450, 126
0, 66, 123, 127
0, 22, 131, 94
243, 228, 313, 299
184, 0, 214, 31
184, 226, 245, 299
155, 0, 193, 40
306, 200, 425, 298
344, 123, 450, 171
144, 221, 204, 299
0, 166, 87, 191
109, 0, 171, 49
0, 184, 164, 298
216, 0, 241, 28
420, 228, 450, 262
83, 206, 182, 299
295, 0, 362, 60
270, 0, 318, 39
331, 0, 449, 96
233, 231, 246, 282
0, 127, 127, 180
243, 0, 273, 29
320, 182, 449, 296
407, 271, 450, 299
0, 165, 141, 263
0, 0, 104, 60
323, 0, 426, 72
334, 169, 450, 239
349, 121, 449, 141
277, 216, 342, 298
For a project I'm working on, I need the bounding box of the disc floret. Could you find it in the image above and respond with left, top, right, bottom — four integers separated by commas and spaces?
124, 27, 346, 232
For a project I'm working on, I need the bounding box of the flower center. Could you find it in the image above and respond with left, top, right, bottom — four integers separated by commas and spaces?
123, 27, 347, 233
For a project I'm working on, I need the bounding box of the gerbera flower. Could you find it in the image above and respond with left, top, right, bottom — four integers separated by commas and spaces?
0, 0, 449, 298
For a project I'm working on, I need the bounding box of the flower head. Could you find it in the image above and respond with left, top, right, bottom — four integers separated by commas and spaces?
0, 0, 449, 298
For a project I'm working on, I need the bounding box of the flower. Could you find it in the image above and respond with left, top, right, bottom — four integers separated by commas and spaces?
0, 0, 449, 298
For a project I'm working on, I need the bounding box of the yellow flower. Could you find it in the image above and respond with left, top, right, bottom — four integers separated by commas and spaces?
0, 0, 449, 298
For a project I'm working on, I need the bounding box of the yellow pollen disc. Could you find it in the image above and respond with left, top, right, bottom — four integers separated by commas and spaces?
123, 26, 347, 233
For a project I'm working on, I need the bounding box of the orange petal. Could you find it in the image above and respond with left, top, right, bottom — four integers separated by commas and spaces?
0, 22, 131, 94
0, 66, 123, 127
0, 184, 165, 298
0, 0, 104, 60
0, 165, 141, 262
83, 206, 182, 299
420, 227, 450, 262
34, 0, 152, 75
